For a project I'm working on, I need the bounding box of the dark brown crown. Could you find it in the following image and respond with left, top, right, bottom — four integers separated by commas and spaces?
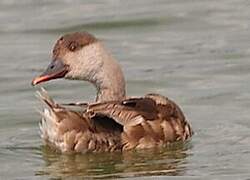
52, 32, 97, 59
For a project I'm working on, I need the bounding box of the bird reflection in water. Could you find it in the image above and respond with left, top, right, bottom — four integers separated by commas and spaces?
36, 142, 192, 179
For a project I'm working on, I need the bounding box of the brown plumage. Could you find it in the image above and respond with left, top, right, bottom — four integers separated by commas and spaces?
38, 89, 192, 153
87, 93, 192, 150
52, 32, 97, 59
33, 32, 193, 153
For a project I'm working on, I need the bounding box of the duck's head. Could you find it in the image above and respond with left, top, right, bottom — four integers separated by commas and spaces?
32, 32, 126, 101
31, 32, 101, 85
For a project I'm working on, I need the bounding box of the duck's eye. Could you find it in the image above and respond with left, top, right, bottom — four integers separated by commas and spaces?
69, 42, 78, 51
50, 64, 55, 69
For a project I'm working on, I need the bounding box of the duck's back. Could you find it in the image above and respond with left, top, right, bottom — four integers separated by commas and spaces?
87, 93, 193, 150
38, 89, 193, 153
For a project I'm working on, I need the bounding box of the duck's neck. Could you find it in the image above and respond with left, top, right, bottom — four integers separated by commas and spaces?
89, 43, 126, 102
96, 80, 126, 102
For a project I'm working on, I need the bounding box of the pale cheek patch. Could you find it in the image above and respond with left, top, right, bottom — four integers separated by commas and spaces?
64, 43, 104, 81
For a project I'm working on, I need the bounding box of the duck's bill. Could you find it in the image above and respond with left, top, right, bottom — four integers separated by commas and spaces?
31, 60, 68, 86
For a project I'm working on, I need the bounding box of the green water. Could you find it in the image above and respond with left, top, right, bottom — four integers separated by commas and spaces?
0, 0, 250, 179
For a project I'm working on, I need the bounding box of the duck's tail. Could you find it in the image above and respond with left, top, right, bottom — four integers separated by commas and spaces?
35, 88, 108, 153
36, 88, 66, 151
36, 87, 58, 110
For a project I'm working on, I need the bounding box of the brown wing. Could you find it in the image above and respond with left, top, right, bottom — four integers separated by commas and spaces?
38, 89, 192, 152
87, 93, 193, 150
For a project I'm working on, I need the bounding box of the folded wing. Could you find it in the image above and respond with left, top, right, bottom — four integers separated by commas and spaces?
87, 93, 193, 150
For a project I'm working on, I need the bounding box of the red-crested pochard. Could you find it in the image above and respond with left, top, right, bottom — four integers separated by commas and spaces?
32, 32, 193, 153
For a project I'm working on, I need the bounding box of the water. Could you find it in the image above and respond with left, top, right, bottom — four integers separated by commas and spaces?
0, 0, 250, 179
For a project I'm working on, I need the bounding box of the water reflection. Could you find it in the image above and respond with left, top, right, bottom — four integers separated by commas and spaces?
37, 143, 191, 178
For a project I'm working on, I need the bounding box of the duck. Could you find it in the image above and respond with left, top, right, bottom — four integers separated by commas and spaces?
31, 32, 193, 153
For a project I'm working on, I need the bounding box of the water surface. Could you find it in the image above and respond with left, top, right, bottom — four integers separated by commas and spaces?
0, 0, 250, 179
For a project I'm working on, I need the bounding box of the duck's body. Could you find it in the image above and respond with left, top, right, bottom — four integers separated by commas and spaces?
32, 32, 193, 153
